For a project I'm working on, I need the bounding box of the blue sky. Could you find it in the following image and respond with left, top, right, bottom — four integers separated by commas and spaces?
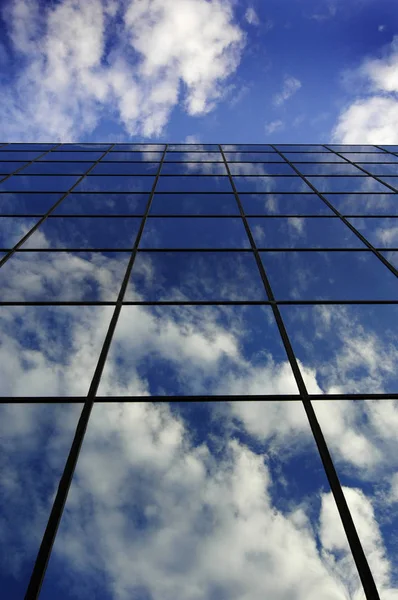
1, 1, 398, 599
0, 0, 398, 143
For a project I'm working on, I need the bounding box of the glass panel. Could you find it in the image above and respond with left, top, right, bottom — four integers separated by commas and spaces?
150, 193, 238, 215
325, 194, 398, 215
112, 144, 166, 151
0, 175, 79, 192
296, 164, 362, 176
41, 400, 365, 599
221, 144, 275, 151
91, 162, 159, 175
23, 216, 142, 249
382, 250, 398, 268
53, 193, 149, 215
358, 163, 398, 176
340, 153, 398, 163
55, 144, 111, 151
0, 162, 28, 174
0, 305, 113, 396
377, 177, 398, 191
0, 151, 43, 161
315, 398, 398, 596
98, 306, 295, 395
167, 144, 219, 151
4, 144, 57, 151
225, 152, 284, 162
0, 251, 129, 301
22, 162, 92, 175
140, 217, 249, 248
282, 304, 398, 394
249, 217, 364, 248
287, 153, 346, 163
156, 176, 232, 193
0, 403, 80, 598
228, 163, 295, 175
164, 152, 223, 162
39, 152, 103, 161
75, 175, 154, 193
261, 251, 398, 300
126, 251, 266, 301
0, 216, 39, 247
233, 176, 311, 193
0, 193, 62, 215
308, 177, 390, 193
379, 145, 398, 152
348, 217, 398, 247
103, 152, 163, 162
161, 162, 227, 175
327, 145, 383, 153
240, 193, 333, 215
277, 145, 329, 152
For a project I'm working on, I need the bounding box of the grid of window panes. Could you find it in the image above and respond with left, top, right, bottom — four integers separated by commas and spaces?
0, 142, 397, 600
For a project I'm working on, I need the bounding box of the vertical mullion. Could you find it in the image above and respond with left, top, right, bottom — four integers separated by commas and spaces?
24, 146, 168, 600
220, 144, 380, 600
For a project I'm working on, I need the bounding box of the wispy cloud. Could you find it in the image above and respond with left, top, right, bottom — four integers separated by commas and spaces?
273, 75, 302, 106
265, 119, 284, 134
0, 0, 245, 141
245, 6, 259, 26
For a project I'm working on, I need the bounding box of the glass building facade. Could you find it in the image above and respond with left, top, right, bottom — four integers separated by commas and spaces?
0, 142, 397, 599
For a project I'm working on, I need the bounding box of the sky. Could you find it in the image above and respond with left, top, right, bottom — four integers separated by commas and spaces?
0, 0, 398, 143
0, 1, 398, 600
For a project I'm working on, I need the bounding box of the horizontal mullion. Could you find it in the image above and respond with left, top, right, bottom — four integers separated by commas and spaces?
1, 299, 397, 306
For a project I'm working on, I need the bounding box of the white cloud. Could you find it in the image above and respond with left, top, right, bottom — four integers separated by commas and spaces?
0, 0, 245, 140
378, 25, 385, 32
332, 36, 398, 143
273, 76, 302, 106
245, 7, 259, 26
265, 119, 284, 134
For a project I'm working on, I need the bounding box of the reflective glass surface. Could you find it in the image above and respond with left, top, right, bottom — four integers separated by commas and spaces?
0, 216, 39, 247
348, 217, 398, 247
240, 193, 333, 215
325, 193, 398, 215
75, 175, 155, 193
53, 193, 149, 215
0, 175, 79, 192
233, 176, 311, 193
0, 193, 62, 215
157, 176, 232, 193
150, 193, 239, 215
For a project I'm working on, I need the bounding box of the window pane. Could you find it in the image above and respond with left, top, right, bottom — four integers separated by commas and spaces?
261, 251, 398, 300
222, 144, 275, 151
348, 217, 398, 247
0, 403, 80, 598
167, 144, 218, 151
0, 251, 129, 301
4, 144, 57, 151
228, 163, 295, 175
377, 176, 398, 191
0, 151, 43, 161
150, 193, 238, 215
277, 145, 329, 152
340, 153, 398, 163
164, 152, 223, 162
249, 217, 364, 248
55, 144, 111, 151
327, 145, 384, 152
126, 251, 266, 301
112, 144, 165, 151
39, 152, 103, 161
0, 175, 79, 192
161, 162, 227, 175
358, 163, 398, 176
0, 216, 39, 247
103, 152, 163, 162
75, 175, 154, 193
22, 162, 92, 175
53, 193, 149, 215
156, 176, 232, 193
379, 145, 398, 152
225, 152, 285, 162
0, 193, 62, 215
308, 177, 390, 193
0, 305, 113, 396
240, 193, 333, 215
140, 217, 249, 248
233, 176, 311, 193
91, 162, 159, 175
282, 305, 398, 394
325, 194, 398, 215
23, 216, 142, 249
0, 162, 27, 174
296, 163, 361, 176
287, 153, 346, 163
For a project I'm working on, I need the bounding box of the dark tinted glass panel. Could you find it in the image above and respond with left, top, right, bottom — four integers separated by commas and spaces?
0, 152, 43, 161
327, 145, 384, 153
228, 163, 295, 175
164, 152, 223, 162
225, 152, 284, 162
75, 176, 154, 193
0, 251, 130, 301
249, 217, 364, 248
286, 153, 346, 163
325, 194, 398, 215
348, 217, 398, 247
233, 176, 311, 193
4, 144, 57, 151
340, 153, 398, 163
91, 162, 159, 175
113, 144, 165, 151
277, 145, 329, 152
161, 162, 227, 175
150, 193, 238, 215
0, 162, 27, 174
261, 251, 398, 300
382, 250, 398, 268
140, 217, 249, 248
0, 306, 113, 396
308, 177, 390, 193
221, 144, 275, 151
39, 152, 103, 161
0, 216, 39, 247
103, 152, 163, 162
377, 177, 398, 191
0, 193, 62, 215
0, 175, 79, 192
358, 163, 398, 176
23, 216, 142, 249
296, 163, 361, 176
240, 193, 333, 215
126, 252, 266, 301
379, 145, 398, 152
167, 144, 219, 151
156, 176, 232, 193
55, 144, 111, 151
53, 193, 149, 215
23, 162, 92, 175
